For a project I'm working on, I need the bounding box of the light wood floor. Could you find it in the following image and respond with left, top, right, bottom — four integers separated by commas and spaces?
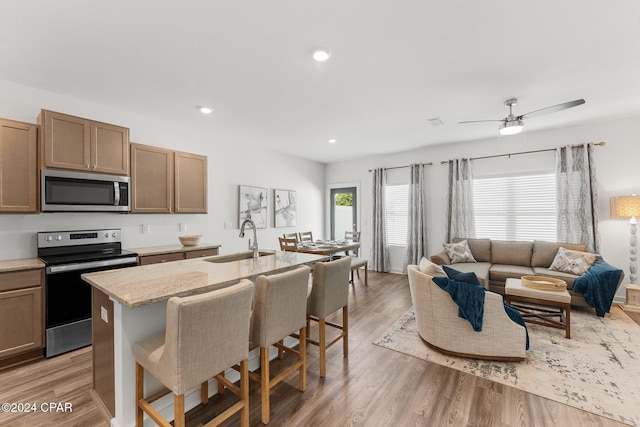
0, 272, 636, 427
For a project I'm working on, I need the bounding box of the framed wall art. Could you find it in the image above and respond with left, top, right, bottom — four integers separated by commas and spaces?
274, 189, 297, 227
238, 185, 268, 228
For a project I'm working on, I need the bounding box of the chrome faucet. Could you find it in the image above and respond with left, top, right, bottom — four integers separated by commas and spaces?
239, 218, 259, 258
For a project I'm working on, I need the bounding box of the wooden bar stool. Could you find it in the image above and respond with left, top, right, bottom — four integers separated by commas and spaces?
134, 280, 254, 427
249, 265, 311, 424
306, 256, 351, 378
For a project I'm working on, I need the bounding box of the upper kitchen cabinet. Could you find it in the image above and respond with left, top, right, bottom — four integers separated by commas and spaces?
130, 143, 207, 214
39, 110, 129, 175
174, 150, 207, 213
0, 118, 38, 213
130, 142, 173, 213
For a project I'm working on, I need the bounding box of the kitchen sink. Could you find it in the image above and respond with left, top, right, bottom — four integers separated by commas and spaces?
204, 251, 275, 263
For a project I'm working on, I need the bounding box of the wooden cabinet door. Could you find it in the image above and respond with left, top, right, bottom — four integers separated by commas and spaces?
138, 252, 184, 265
91, 121, 129, 175
0, 286, 43, 359
0, 119, 38, 212
174, 151, 207, 213
40, 110, 91, 171
130, 142, 173, 213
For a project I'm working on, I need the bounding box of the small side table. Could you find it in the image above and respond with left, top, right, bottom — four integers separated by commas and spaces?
505, 278, 571, 339
623, 284, 640, 313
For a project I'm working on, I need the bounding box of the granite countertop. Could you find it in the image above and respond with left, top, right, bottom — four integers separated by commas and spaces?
0, 258, 45, 273
82, 250, 327, 309
129, 244, 221, 256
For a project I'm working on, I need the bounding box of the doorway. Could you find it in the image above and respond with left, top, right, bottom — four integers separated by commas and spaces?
330, 187, 357, 240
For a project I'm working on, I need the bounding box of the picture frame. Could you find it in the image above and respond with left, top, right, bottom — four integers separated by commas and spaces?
238, 185, 268, 228
274, 189, 297, 227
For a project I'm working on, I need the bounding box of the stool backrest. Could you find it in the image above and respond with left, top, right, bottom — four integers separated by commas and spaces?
308, 256, 351, 318
252, 265, 310, 347
164, 280, 254, 393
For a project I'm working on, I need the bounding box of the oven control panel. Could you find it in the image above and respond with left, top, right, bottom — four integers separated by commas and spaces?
38, 229, 122, 248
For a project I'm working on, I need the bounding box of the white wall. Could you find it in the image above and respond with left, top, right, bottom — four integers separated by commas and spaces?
326, 114, 640, 301
0, 80, 325, 259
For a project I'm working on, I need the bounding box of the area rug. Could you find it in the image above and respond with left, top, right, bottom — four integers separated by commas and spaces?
374, 306, 639, 426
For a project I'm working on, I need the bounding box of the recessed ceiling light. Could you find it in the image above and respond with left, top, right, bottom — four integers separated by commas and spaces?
328, 138, 337, 144
312, 48, 331, 62
199, 107, 213, 114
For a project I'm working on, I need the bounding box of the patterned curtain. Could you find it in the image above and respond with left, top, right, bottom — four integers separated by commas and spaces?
445, 158, 475, 242
404, 164, 428, 271
370, 168, 390, 272
556, 144, 599, 253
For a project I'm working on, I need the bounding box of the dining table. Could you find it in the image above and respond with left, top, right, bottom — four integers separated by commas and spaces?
295, 240, 360, 256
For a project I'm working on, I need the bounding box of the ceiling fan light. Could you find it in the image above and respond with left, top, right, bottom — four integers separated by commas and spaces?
499, 120, 524, 136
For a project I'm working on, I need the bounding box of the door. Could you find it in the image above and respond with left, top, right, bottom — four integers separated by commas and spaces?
330, 187, 357, 240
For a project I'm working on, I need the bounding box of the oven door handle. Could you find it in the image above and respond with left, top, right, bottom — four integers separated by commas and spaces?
46, 256, 138, 274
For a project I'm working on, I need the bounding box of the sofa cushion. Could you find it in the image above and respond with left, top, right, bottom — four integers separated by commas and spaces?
489, 264, 535, 283
549, 247, 598, 275
453, 238, 491, 263
532, 267, 579, 289
443, 240, 477, 263
491, 240, 533, 266
419, 257, 446, 277
443, 265, 482, 287
442, 262, 490, 289
531, 241, 588, 268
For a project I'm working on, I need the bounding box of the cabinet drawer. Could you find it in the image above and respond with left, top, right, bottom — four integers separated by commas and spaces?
139, 253, 184, 265
184, 248, 219, 259
0, 269, 43, 292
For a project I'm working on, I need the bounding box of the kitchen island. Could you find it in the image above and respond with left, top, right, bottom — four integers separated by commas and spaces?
82, 250, 327, 427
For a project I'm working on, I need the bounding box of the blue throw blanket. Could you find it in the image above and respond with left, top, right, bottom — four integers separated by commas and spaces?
432, 276, 485, 331
573, 258, 623, 314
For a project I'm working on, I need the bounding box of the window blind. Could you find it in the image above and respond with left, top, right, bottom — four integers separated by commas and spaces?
473, 173, 557, 241
385, 184, 409, 246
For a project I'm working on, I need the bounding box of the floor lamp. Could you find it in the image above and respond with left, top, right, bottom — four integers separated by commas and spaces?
610, 195, 640, 312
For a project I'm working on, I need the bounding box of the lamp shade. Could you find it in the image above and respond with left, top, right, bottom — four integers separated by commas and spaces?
610, 196, 640, 219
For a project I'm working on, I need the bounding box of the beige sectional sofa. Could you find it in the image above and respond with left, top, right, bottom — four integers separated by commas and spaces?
430, 238, 623, 311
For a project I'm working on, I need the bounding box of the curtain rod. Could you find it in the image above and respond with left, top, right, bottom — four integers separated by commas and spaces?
439, 141, 606, 164
368, 162, 433, 173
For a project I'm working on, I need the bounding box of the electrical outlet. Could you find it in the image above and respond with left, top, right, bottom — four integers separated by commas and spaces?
224, 221, 232, 230
179, 223, 186, 232
100, 306, 109, 323
141, 224, 151, 234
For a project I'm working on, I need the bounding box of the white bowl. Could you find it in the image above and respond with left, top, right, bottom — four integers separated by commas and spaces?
179, 235, 203, 246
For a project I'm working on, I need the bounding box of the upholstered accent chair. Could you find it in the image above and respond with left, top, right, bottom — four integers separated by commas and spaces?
134, 280, 254, 427
306, 256, 352, 377
250, 265, 310, 424
407, 265, 527, 361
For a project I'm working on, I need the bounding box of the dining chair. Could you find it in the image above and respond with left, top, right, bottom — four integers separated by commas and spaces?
306, 256, 351, 377
249, 266, 310, 424
279, 236, 298, 252
344, 231, 368, 285
298, 231, 313, 242
283, 233, 298, 241
134, 280, 254, 427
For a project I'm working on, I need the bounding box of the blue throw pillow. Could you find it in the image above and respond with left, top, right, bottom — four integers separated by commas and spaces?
443, 265, 482, 287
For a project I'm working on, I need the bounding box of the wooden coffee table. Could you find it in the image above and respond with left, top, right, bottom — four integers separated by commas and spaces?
505, 278, 571, 339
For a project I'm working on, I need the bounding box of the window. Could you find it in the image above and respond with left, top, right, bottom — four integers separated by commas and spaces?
473, 173, 556, 241
385, 184, 408, 246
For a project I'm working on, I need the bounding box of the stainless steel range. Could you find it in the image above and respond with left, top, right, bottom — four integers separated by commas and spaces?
37, 229, 138, 358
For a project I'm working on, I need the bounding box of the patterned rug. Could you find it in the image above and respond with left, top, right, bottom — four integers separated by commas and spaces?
374, 306, 639, 426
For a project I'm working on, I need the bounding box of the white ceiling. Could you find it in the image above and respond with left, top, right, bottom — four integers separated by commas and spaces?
1, 1, 639, 164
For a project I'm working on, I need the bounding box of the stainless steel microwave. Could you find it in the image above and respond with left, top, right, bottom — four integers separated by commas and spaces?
41, 170, 130, 212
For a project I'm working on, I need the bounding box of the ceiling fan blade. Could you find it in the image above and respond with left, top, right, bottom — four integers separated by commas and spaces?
458, 119, 504, 124
519, 99, 585, 120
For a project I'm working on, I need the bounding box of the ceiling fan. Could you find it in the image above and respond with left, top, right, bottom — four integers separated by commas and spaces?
459, 98, 586, 136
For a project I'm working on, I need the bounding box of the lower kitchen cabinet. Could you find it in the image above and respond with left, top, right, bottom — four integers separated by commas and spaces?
0, 269, 44, 369
137, 245, 220, 265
